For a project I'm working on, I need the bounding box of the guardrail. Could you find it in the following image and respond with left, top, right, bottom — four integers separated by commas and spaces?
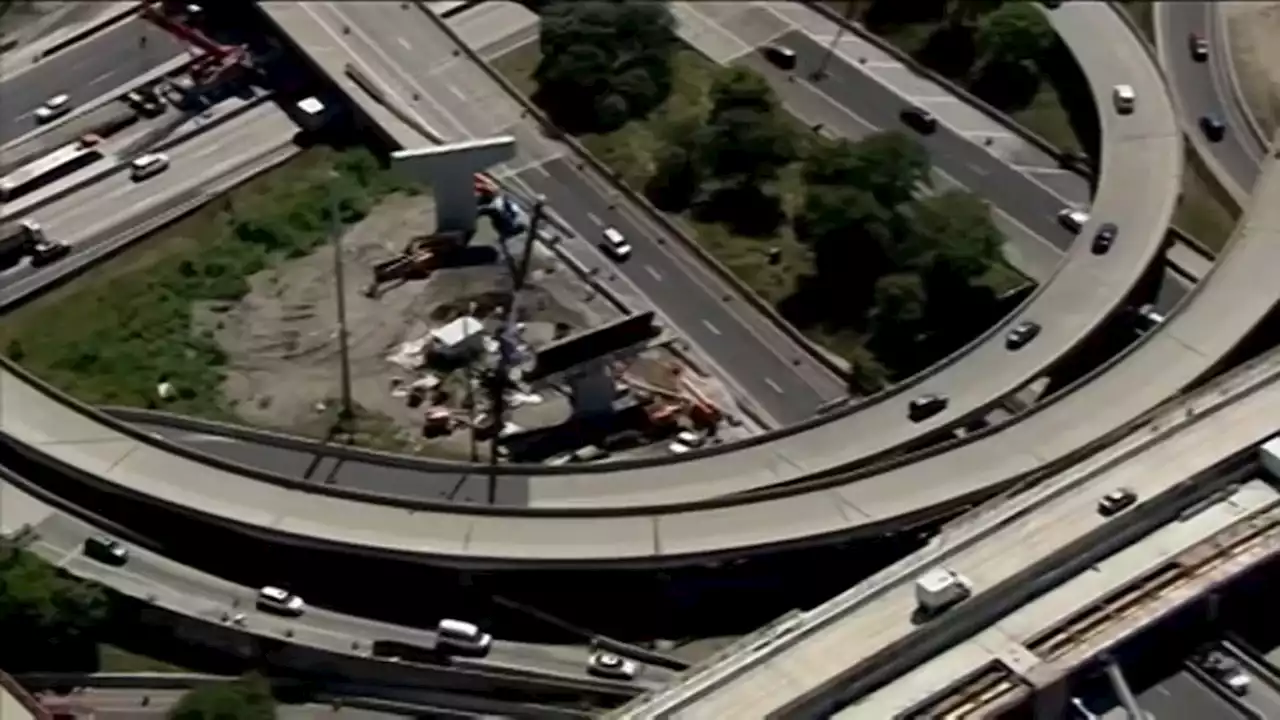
410, 1, 851, 382
15, 673, 599, 718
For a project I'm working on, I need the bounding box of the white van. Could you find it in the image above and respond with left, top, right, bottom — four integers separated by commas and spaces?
1112, 84, 1136, 114
601, 226, 632, 260
131, 152, 170, 181
436, 618, 492, 655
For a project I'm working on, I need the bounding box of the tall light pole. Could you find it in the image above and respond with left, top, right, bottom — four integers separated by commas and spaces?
813, 2, 857, 81
330, 174, 353, 425
486, 195, 546, 504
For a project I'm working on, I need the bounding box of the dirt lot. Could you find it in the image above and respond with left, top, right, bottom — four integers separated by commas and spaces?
1224, 3, 1280, 138
201, 194, 705, 459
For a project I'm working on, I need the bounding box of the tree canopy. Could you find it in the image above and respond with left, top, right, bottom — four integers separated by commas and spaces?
976, 1, 1055, 71
0, 544, 108, 672
169, 674, 277, 720
791, 132, 1006, 378
533, 0, 679, 133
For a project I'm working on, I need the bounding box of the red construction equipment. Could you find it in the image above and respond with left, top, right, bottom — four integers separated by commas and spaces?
140, 0, 251, 91
619, 371, 722, 430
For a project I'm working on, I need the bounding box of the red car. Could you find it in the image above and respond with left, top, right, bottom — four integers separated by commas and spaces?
1189, 33, 1209, 62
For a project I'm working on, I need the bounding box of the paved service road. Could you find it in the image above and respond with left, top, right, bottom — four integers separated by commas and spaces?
1158, 2, 1267, 195
0, 19, 183, 146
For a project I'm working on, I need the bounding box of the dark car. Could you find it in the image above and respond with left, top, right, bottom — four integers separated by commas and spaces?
1005, 320, 1041, 350
1201, 115, 1226, 142
1042, 0, 1062, 8
1091, 222, 1118, 255
1189, 33, 1209, 62
901, 107, 937, 134
30, 240, 70, 267
83, 536, 128, 566
908, 394, 948, 422
763, 44, 796, 70
1097, 488, 1137, 516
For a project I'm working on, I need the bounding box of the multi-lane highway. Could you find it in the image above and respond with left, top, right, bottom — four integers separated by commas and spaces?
0, 17, 182, 146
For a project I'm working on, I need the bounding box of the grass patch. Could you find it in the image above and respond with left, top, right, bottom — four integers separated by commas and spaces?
1116, 0, 1154, 42
0, 146, 411, 420
1175, 144, 1241, 253
98, 645, 189, 673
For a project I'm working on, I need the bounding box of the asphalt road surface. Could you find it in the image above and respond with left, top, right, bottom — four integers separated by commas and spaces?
0, 19, 183, 146
1159, 3, 1266, 193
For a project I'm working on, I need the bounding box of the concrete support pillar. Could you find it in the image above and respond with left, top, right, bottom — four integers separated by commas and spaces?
391, 136, 516, 236
1103, 658, 1144, 719
1032, 675, 1069, 720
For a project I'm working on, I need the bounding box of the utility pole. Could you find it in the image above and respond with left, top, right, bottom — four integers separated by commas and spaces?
813, 2, 857, 81
486, 195, 546, 504
330, 175, 354, 426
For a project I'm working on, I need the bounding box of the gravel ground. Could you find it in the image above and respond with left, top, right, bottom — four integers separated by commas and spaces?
197, 192, 741, 460
201, 194, 631, 458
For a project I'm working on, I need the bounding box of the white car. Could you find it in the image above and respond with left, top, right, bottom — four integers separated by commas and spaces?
601, 226, 632, 260
587, 651, 638, 680
130, 153, 170, 181
34, 94, 73, 123
256, 585, 306, 616
668, 429, 706, 455
1057, 208, 1090, 233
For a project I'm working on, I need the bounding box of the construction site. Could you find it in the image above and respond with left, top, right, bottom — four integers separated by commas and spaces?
208, 175, 737, 464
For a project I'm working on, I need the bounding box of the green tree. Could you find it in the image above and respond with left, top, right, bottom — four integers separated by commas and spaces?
534, 0, 678, 132
169, 674, 276, 720
976, 1, 1055, 71
946, 0, 1006, 27
707, 67, 776, 117
803, 133, 930, 211
645, 142, 703, 210
796, 185, 898, 323
0, 546, 108, 671
697, 106, 797, 185
867, 272, 928, 373
905, 190, 1003, 281
695, 68, 797, 187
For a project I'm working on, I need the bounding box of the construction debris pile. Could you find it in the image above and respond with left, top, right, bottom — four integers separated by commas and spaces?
382, 304, 544, 446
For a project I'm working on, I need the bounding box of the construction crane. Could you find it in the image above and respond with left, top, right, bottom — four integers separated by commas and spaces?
140, 0, 252, 95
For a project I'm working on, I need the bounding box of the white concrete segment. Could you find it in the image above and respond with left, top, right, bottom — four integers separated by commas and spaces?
244, 0, 1188, 510
839, 480, 1280, 718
